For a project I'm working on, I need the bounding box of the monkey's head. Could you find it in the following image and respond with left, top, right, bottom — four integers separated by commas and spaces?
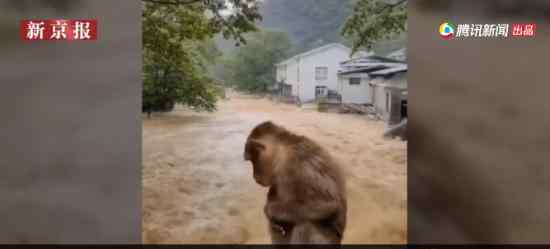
244, 121, 288, 187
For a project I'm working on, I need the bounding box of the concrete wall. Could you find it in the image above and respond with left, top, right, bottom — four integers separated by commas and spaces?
372, 72, 408, 121
298, 47, 351, 102
276, 60, 298, 96
372, 78, 391, 120
276, 64, 285, 82
386, 73, 407, 89
276, 45, 352, 102
338, 73, 372, 104
287, 60, 299, 96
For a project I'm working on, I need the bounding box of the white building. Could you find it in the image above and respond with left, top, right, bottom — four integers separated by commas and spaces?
369, 65, 407, 123
275, 43, 357, 103
337, 55, 404, 105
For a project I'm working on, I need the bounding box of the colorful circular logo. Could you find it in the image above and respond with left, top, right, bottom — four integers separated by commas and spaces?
439, 22, 455, 39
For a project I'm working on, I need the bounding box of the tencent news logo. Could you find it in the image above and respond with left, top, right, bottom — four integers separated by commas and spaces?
20, 19, 97, 41
439, 22, 455, 39
439, 21, 536, 39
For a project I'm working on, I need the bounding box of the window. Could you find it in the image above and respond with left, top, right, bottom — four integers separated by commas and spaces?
315, 86, 327, 98
315, 67, 328, 81
349, 78, 361, 85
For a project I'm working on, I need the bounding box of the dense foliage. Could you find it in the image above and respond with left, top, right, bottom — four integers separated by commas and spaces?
342, 0, 407, 53
142, 0, 261, 116
260, 0, 354, 54
223, 31, 291, 93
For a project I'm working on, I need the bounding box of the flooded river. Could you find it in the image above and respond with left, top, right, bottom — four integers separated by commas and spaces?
142, 92, 406, 244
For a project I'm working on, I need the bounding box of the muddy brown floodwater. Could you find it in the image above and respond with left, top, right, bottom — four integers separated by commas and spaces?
142, 91, 407, 244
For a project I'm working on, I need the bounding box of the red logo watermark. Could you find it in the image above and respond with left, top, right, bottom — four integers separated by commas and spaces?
20, 19, 97, 41
442, 21, 537, 39
511, 23, 536, 37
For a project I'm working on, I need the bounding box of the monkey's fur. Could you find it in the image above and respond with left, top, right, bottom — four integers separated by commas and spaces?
244, 121, 347, 244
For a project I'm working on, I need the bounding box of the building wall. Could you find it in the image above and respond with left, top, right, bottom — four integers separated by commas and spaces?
372, 72, 408, 121
386, 73, 407, 89
276, 45, 352, 102
372, 78, 391, 120
276, 64, 286, 82
338, 73, 372, 104
287, 60, 299, 96
277, 60, 299, 96
298, 47, 351, 102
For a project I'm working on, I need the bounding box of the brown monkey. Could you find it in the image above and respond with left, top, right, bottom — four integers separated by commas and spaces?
244, 121, 347, 244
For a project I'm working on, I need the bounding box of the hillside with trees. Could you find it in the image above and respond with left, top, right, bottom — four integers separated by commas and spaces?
259, 0, 354, 54
222, 31, 291, 92
259, 0, 406, 55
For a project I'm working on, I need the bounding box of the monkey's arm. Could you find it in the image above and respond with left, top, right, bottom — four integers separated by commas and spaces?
265, 183, 346, 238
265, 196, 341, 222
265, 166, 344, 223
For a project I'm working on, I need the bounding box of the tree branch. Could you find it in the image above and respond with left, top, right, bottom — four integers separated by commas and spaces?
213, 11, 241, 41
377, 0, 407, 13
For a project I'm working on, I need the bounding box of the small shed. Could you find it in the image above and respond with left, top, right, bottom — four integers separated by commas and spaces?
337, 55, 403, 105
369, 65, 408, 125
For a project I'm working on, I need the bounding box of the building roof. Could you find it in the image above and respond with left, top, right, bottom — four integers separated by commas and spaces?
338, 64, 390, 75
276, 43, 353, 66
339, 53, 405, 75
340, 54, 403, 66
387, 48, 406, 61
369, 65, 408, 76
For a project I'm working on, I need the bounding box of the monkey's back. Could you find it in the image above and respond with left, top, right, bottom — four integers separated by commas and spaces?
285, 137, 348, 236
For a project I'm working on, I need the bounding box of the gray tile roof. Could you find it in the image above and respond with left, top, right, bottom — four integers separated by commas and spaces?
369, 65, 408, 76
387, 48, 406, 61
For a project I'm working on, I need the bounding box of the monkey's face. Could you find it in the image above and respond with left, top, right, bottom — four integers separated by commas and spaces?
244, 138, 275, 187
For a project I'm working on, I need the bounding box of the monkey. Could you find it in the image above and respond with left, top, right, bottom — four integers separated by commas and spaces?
243, 121, 347, 244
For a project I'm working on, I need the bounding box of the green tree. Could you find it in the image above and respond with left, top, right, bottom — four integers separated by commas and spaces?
224, 31, 291, 92
342, 0, 407, 53
143, 0, 262, 45
142, 0, 261, 116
